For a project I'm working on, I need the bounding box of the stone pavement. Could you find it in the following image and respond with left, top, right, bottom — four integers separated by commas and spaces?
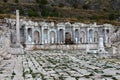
0, 50, 120, 80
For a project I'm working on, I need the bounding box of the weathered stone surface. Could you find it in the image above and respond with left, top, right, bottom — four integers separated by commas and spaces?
0, 50, 120, 80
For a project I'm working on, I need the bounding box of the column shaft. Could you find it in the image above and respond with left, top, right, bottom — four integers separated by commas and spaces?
16, 10, 20, 44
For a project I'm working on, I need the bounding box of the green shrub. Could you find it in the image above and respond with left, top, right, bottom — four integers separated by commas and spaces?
3, 0, 8, 3
11, 71, 16, 79
59, 74, 65, 80
14, 0, 19, 3
59, 3, 64, 7
102, 75, 113, 77
20, 9, 24, 15
12, 72, 16, 76
112, 77, 117, 80
41, 9, 50, 17
28, 9, 39, 17
40, 0, 48, 5
77, 16, 84, 20
31, 73, 37, 78
72, 3, 79, 8
29, 67, 33, 74
36, 0, 40, 3
108, 13, 116, 20
82, 4, 89, 9
90, 15, 98, 20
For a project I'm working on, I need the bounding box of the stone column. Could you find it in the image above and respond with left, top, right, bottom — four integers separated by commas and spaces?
25, 27, 28, 44
57, 29, 60, 44
63, 29, 65, 44
16, 10, 20, 45
87, 28, 89, 43
73, 28, 75, 43
31, 28, 34, 44
41, 27, 44, 44
48, 29, 50, 44
108, 28, 111, 43
55, 31, 57, 44
104, 29, 107, 43
78, 30, 80, 43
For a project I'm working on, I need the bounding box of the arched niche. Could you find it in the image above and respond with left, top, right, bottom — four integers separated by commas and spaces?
44, 29, 48, 44
94, 31, 98, 43
50, 31, 55, 44
65, 32, 73, 44
106, 29, 109, 34
80, 31, 85, 43
28, 28, 32, 37
89, 29, 94, 43
20, 26, 25, 43
59, 29, 64, 44
75, 29, 79, 43
34, 31, 40, 44
27, 28, 32, 42
106, 29, 109, 43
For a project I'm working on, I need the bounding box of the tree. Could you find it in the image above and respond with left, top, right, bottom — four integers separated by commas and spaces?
41, 9, 50, 17
36, 0, 40, 3
3, 0, 8, 3
28, 9, 39, 17
14, 0, 19, 3
59, 3, 64, 7
72, 3, 78, 8
40, 0, 48, 5
82, 4, 89, 9
109, 13, 116, 20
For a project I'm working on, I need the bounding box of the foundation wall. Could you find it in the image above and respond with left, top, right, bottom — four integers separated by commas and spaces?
25, 44, 98, 50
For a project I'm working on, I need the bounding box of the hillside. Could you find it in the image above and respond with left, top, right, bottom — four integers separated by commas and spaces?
0, 0, 120, 25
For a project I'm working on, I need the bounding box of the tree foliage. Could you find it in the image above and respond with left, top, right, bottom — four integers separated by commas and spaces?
59, 3, 64, 7
108, 13, 116, 20
14, 0, 19, 3
3, 0, 8, 3
82, 4, 89, 9
40, 0, 48, 5
36, 0, 40, 3
28, 9, 39, 17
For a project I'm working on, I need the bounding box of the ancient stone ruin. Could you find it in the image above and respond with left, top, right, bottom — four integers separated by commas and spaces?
5, 10, 112, 51
0, 10, 119, 80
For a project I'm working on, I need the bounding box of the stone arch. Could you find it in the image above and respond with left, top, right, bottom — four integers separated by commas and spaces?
20, 26, 25, 44
75, 29, 79, 43
89, 29, 94, 43
65, 32, 73, 44
94, 31, 98, 43
59, 29, 64, 43
28, 28, 32, 37
106, 29, 109, 43
50, 31, 56, 44
80, 31, 85, 43
106, 29, 109, 34
27, 28, 32, 42
34, 30, 40, 44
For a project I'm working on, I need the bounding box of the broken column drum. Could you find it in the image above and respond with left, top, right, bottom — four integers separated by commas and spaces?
98, 35, 105, 52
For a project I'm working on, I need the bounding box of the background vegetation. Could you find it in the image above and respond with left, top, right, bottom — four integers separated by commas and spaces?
0, 0, 120, 25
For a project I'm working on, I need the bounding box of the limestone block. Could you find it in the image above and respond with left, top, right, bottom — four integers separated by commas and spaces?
5, 53, 11, 59
9, 48, 24, 54
0, 56, 3, 61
